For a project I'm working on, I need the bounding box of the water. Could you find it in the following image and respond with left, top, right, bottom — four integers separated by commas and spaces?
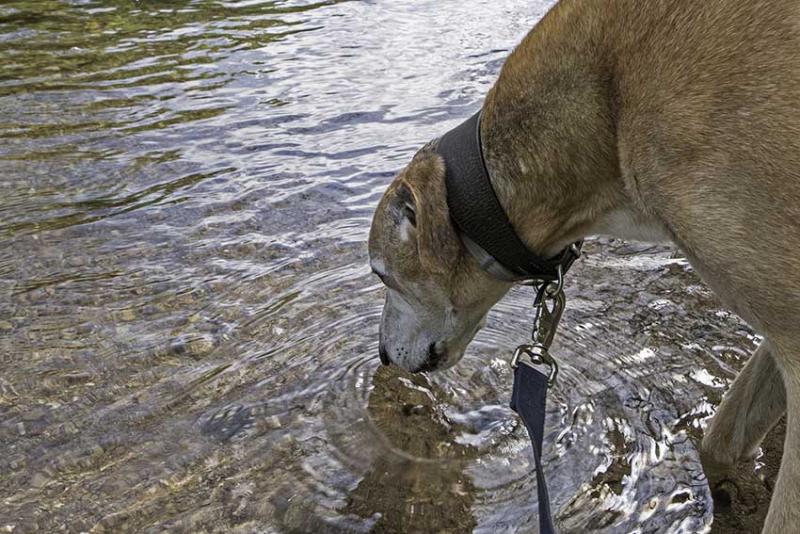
0, 1, 761, 532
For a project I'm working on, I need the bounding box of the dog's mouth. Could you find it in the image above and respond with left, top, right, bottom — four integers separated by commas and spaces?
412, 342, 447, 373
410, 320, 487, 373
379, 340, 451, 373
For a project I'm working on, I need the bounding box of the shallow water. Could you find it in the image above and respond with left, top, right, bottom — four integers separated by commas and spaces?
0, 1, 761, 532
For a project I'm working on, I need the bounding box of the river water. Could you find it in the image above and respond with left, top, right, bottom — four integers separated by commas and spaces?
0, 1, 762, 532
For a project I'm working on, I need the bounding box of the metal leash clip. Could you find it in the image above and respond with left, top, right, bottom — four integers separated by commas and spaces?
510, 266, 566, 387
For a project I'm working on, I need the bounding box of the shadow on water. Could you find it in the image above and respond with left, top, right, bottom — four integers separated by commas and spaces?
0, 0, 777, 532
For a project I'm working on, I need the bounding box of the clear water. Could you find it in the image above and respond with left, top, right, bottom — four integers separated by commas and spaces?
0, 1, 759, 532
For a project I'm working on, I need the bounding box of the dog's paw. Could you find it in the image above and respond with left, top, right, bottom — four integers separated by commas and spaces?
710, 478, 737, 513
700, 446, 736, 487
700, 447, 760, 515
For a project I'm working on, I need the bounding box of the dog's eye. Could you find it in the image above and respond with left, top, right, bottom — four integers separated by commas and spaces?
371, 267, 387, 283
371, 267, 402, 292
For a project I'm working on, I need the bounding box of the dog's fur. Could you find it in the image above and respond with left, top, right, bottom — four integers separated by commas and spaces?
368, 0, 800, 530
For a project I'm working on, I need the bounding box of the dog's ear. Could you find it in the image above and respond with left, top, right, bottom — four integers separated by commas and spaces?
399, 151, 461, 274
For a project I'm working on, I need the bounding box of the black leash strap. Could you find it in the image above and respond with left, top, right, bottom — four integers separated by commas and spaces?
510, 363, 556, 534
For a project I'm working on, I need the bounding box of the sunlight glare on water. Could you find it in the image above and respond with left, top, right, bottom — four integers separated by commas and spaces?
0, 1, 760, 532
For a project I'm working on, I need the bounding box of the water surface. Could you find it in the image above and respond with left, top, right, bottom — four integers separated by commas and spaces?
0, 1, 760, 532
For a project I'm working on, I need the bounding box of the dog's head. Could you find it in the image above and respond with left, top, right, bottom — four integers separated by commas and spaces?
368, 147, 511, 372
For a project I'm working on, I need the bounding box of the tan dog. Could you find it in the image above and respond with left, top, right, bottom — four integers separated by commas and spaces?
368, 0, 800, 531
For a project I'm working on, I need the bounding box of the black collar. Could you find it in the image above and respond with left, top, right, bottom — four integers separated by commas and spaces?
436, 111, 581, 282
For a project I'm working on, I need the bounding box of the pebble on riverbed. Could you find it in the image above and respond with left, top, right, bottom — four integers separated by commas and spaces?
169, 335, 217, 358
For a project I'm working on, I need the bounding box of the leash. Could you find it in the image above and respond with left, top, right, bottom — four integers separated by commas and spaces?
509, 271, 571, 534
436, 109, 583, 533
511, 363, 556, 533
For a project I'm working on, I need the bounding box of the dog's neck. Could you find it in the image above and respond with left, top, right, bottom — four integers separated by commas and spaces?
480, 0, 627, 258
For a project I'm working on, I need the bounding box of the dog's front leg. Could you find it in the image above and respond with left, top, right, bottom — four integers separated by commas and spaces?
700, 341, 785, 504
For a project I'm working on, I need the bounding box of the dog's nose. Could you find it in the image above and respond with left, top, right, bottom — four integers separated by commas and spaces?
378, 343, 391, 366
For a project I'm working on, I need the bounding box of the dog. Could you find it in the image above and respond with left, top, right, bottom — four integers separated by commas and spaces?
368, 0, 800, 531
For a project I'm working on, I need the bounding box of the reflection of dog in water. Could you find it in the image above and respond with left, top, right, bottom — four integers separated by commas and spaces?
344, 368, 477, 531
369, 1, 800, 531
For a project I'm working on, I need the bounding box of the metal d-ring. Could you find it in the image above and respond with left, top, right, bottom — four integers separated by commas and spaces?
544, 265, 565, 297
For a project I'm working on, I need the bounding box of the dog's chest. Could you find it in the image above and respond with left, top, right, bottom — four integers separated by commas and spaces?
589, 208, 672, 244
